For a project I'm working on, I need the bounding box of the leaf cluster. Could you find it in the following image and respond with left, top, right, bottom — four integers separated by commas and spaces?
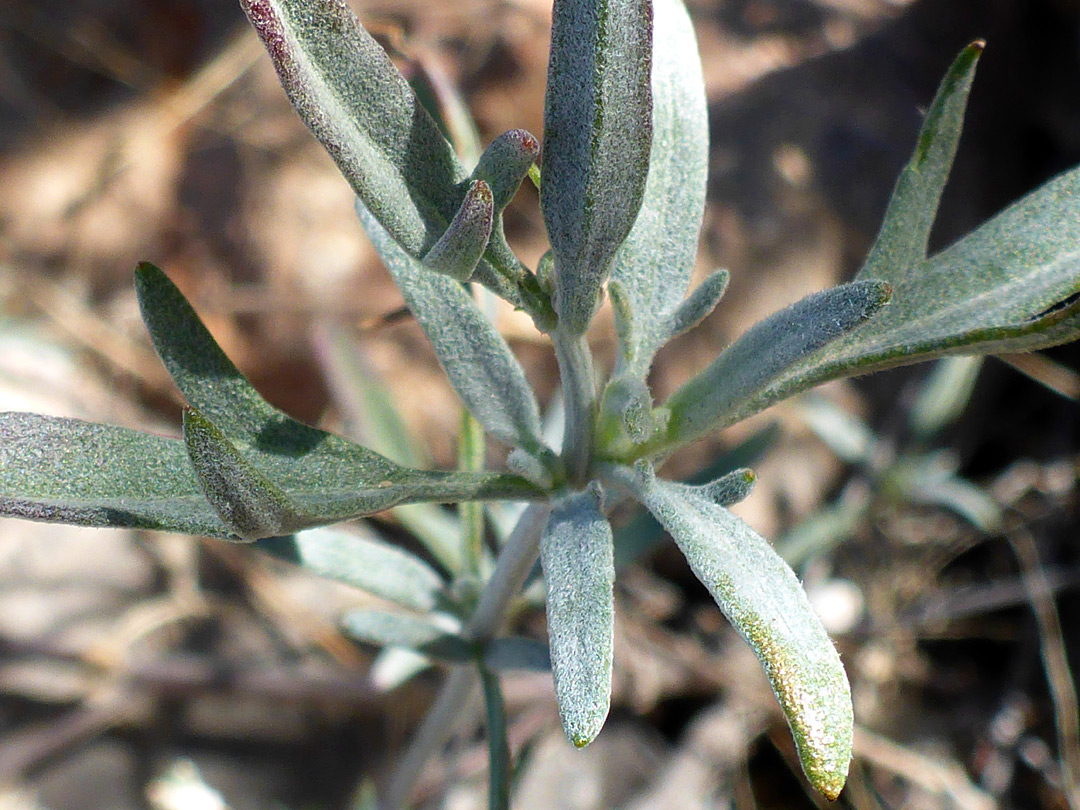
5, 1, 1080, 805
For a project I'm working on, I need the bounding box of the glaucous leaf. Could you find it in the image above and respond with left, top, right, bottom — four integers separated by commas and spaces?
541, 0, 652, 335
183, 406, 300, 540
342, 610, 471, 662
240, 0, 465, 258
355, 206, 547, 455
608, 0, 710, 375
136, 263, 543, 537
539, 486, 615, 748
624, 462, 852, 799
663, 280, 892, 447
274, 525, 448, 613
687, 49, 1080, 427
860, 43, 982, 281
472, 129, 541, 213
421, 179, 494, 281
240, 0, 551, 320
0, 412, 232, 537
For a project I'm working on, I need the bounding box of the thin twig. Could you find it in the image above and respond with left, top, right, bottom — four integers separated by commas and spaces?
1006, 527, 1080, 810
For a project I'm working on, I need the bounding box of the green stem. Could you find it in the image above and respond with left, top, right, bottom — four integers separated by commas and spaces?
380, 502, 552, 810
552, 328, 597, 484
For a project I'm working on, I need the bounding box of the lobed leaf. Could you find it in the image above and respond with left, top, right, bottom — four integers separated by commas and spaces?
608, 0, 710, 375
692, 48, 1080, 427
624, 463, 853, 799
356, 206, 547, 455
539, 486, 615, 748
541, 0, 653, 334
0, 412, 232, 537
136, 263, 543, 538
663, 280, 892, 448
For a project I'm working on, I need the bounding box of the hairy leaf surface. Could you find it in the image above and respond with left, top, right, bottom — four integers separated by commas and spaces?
609, 0, 709, 375
625, 463, 852, 799
541, 0, 653, 334
540, 487, 615, 748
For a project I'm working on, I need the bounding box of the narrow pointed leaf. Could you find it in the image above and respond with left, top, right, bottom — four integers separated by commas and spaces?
625, 463, 852, 799
183, 406, 299, 540
356, 206, 547, 453
479, 665, 512, 810
608, 0, 709, 372
541, 0, 653, 334
861, 43, 982, 279
422, 180, 494, 281
342, 609, 471, 661
540, 487, 615, 748
473, 129, 541, 213
271, 526, 447, 613
0, 412, 232, 538
135, 263, 543, 537
664, 280, 891, 446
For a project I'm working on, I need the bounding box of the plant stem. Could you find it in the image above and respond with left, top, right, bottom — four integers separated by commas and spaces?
380, 502, 552, 810
552, 328, 597, 484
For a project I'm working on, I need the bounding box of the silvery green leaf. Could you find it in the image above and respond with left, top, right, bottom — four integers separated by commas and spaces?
136, 263, 543, 538
908, 356, 984, 439
240, 0, 465, 258
473, 129, 541, 213
356, 205, 547, 454
286, 526, 447, 613
183, 406, 299, 541
240, 0, 551, 320
608, 0, 709, 374
697, 52, 1080, 425
482, 637, 552, 672
0, 412, 232, 538
698, 467, 757, 507
625, 463, 852, 800
541, 0, 653, 334
664, 269, 731, 343
861, 43, 982, 280
342, 610, 471, 661
664, 280, 892, 447
540, 486, 615, 748
422, 180, 494, 281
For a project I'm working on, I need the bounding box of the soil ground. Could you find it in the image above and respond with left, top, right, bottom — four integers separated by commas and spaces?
1, 0, 1079, 808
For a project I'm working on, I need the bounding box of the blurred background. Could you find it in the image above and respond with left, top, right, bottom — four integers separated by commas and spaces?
1, 0, 1079, 807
